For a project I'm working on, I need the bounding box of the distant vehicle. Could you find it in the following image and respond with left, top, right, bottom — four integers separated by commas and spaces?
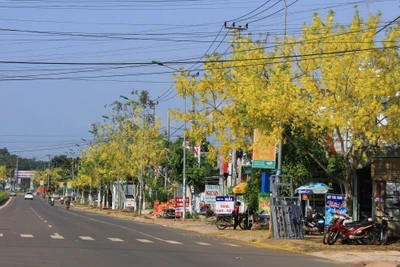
52, 193, 60, 199
9, 191, 17, 197
24, 192, 33, 200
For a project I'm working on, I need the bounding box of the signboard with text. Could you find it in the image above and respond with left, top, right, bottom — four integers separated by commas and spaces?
205, 185, 219, 204
258, 193, 271, 215
175, 197, 189, 212
325, 194, 347, 225
215, 196, 234, 215
252, 129, 276, 169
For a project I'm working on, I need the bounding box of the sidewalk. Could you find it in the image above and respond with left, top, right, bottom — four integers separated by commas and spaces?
74, 205, 400, 267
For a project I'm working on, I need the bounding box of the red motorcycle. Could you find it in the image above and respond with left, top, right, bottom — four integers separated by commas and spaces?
325, 213, 376, 245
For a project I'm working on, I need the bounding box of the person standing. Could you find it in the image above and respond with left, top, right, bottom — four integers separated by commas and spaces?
233, 201, 241, 230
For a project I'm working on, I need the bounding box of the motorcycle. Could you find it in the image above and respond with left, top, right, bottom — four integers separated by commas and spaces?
325, 213, 376, 245
374, 215, 389, 245
50, 197, 55, 206
60, 197, 64, 205
65, 198, 70, 210
304, 210, 325, 234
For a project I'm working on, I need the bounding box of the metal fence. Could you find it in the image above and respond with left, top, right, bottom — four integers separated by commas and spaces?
270, 175, 303, 239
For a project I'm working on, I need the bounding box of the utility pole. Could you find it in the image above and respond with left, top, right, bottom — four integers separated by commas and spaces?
277, 0, 287, 173
165, 109, 170, 189
231, 149, 237, 187
183, 89, 187, 220
14, 156, 18, 191
46, 154, 51, 194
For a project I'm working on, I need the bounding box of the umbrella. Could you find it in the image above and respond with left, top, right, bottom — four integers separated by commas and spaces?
232, 182, 247, 194
295, 182, 331, 194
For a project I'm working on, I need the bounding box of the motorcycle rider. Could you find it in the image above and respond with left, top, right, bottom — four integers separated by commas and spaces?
65, 196, 71, 209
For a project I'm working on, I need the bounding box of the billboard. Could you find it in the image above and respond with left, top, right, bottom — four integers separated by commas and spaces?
205, 185, 219, 204
252, 129, 276, 169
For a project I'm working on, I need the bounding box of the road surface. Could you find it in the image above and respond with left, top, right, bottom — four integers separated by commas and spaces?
0, 195, 346, 267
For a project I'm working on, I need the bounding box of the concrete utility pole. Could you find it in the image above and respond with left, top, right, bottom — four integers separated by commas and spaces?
182, 89, 187, 220
46, 154, 51, 194
277, 0, 287, 173
165, 109, 170, 189
13, 156, 18, 191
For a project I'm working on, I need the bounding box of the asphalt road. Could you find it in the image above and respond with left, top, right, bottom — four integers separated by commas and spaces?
0, 195, 347, 267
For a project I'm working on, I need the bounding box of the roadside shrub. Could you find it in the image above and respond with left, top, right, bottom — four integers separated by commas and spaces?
0, 191, 9, 205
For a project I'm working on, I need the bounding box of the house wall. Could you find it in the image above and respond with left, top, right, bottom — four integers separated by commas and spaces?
371, 158, 400, 237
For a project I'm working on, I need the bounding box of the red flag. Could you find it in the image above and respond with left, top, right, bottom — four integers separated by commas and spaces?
327, 133, 336, 154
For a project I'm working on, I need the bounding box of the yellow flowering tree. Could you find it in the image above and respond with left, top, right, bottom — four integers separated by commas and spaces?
174, 11, 400, 213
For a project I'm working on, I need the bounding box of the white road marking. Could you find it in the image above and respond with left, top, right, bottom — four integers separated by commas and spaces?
224, 243, 241, 247
50, 233, 64, 240
196, 242, 211, 246
0, 233, 3, 237
136, 239, 153, 243
79, 236, 94, 241
21, 234, 34, 238
44, 221, 47, 223
165, 240, 183, 245
48, 225, 52, 228
108, 238, 124, 242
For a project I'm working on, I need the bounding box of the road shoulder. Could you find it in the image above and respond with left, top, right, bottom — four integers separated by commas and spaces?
73, 205, 400, 267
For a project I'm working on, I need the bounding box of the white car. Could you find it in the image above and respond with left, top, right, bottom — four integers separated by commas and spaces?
24, 192, 33, 200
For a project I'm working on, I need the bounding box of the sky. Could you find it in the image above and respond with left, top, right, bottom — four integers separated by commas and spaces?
0, 0, 398, 162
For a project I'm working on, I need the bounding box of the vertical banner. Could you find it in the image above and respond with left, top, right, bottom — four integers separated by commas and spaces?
204, 185, 219, 204
252, 129, 276, 169
59, 182, 65, 188
40, 180, 44, 186
258, 193, 271, 215
325, 194, 346, 225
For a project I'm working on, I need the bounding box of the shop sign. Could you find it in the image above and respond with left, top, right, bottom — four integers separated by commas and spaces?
175, 196, 189, 212
205, 185, 219, 204
215, 196, 234, 215
252, 129, 276, 169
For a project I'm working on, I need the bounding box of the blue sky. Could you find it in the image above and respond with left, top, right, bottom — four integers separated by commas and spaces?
0, 0, 398, 161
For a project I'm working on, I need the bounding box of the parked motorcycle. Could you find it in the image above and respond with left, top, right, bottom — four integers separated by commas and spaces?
304, 210, 325, 234
374, 215, 389, 245
325, 213, 376, 245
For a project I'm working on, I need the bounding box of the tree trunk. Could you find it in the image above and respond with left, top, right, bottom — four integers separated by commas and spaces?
343, 175, 353, 217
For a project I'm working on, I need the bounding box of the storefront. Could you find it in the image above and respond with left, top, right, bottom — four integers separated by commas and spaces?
371, 157, 400, 237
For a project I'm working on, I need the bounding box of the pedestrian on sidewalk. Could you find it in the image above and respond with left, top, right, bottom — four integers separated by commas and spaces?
233, 201, 241, 230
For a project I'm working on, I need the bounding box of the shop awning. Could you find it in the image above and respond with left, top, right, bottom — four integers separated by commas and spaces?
232, 182, 247, 194
295, 182, 331, 194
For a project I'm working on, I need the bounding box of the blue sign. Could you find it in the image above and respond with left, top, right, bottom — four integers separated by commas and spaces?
216, 196, 234, 202
325, 194, 347, 225
297, 189, 313, 194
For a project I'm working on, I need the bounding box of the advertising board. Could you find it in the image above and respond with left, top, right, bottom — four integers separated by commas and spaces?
325, 194, 347, 225
215, 196, 234, 215
205, 185, 219, 204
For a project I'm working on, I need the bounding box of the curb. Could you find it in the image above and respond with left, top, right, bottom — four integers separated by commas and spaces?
0, 196, 12, 210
